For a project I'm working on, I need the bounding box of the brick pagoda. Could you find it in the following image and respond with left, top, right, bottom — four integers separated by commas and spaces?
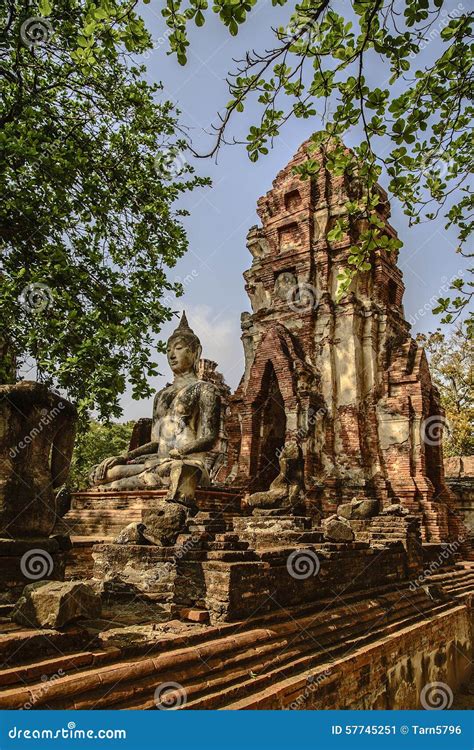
222, 139, 460, 543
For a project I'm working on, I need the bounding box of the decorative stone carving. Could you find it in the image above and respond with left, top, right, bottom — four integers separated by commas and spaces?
244, 441, 305, 514
89, 313, 221, 507
0, 381, 77, 538
246, 225, 269, 261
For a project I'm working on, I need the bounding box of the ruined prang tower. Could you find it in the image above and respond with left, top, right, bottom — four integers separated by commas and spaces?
224, 138, 460, 543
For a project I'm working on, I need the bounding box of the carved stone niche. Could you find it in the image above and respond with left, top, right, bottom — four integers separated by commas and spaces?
284, 189, 302, 213
273, 269, 297, 305
0, 381, 77, 538
278, 222, 301, 252
246, 225, 269, 261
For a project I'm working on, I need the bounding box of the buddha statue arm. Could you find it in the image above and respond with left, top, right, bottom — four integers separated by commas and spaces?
172, 385, 221, 458
126, 441, 159, 462
90, 440, 159, 483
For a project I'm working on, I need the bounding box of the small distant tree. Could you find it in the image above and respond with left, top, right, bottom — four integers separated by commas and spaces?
68, 420, 134, 489
418, 325, 473, 456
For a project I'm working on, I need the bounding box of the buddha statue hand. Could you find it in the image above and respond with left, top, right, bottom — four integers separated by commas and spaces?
168, 448, 182, 459
90, 455, 127, 484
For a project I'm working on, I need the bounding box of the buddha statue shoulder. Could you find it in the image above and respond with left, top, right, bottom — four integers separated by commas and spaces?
89, 313, 221, 504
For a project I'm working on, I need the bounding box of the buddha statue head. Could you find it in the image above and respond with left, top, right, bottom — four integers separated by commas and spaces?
167, 312, 202, 376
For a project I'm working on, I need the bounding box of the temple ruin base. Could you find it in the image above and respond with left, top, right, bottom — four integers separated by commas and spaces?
0, 562, 472, 709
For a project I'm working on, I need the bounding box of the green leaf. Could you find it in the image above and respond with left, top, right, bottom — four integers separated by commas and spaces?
38, 0, 52, 16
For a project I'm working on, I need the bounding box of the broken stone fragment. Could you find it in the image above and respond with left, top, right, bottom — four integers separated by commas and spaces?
337, 497, 379, 520
114, 522, 148, 545
322, 514, 355, 543
141, 501, 187, 546
381, 503, 409, 516
11, 580, 100, 629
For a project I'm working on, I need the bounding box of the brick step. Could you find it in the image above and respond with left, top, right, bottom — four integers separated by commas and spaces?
217, 606, 457, 710
0, 626, 95, 668
0, 647, 121, 689
4, 586, 450, 710
2, 566, 471, 710
430, 569, 474, 586
188, 523, 229, 534
204, 541, 250, 551
114, 597, 455, 710
428, 571, 474, 598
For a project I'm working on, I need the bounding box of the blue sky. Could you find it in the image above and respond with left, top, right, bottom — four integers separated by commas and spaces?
120, 0, 469, 420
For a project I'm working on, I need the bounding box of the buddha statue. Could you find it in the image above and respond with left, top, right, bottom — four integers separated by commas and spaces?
243, 441, 305, 515
89, 313, 221, 505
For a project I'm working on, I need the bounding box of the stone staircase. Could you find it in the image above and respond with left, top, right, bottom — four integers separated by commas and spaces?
58, 489, 243, 539
0, 563, 472, 710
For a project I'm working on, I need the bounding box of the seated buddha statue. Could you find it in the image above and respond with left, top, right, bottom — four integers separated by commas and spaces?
89, 313, 221, 504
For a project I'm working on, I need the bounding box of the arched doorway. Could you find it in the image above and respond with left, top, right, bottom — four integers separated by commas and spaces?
251, 362, 286, 490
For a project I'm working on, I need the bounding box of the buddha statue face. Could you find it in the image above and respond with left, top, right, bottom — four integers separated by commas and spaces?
167, 335, 201, 375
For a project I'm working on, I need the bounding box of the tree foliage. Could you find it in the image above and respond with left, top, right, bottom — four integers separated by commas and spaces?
1, 0, 208, 420
68, 419, 134, 489
161, 0, 473, 324
418, 325, 473, 456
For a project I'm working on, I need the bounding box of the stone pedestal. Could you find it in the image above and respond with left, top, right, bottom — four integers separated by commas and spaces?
91, 508, 417, 625
58, 488, 243, 539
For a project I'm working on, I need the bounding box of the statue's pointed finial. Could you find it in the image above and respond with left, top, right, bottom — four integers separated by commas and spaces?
179, 311, 189, 330
169, 310, 200, 349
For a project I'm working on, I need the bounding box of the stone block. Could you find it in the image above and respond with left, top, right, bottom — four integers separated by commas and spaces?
322, 515, 355, 542
11, 581, 100, 629
114, 522, 148, 545
338, 498, 379, 520
142, 502, 188, 547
